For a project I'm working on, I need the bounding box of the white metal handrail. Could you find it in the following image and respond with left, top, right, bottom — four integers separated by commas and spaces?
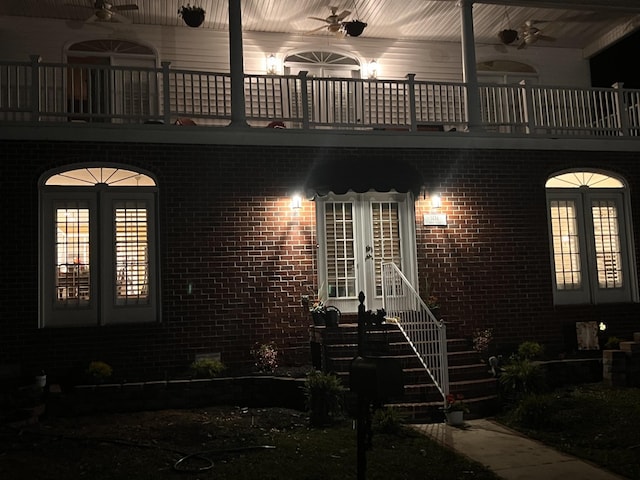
382, 262, 449, 402
2, 56, 640, 138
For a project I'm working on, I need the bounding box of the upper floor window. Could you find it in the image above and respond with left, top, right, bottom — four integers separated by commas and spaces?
545, 170, 638, 305
39, 165, 159, 327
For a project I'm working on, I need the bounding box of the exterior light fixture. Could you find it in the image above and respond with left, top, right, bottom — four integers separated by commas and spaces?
599, 321, 607, 332
431, 194, 442, 209
266, 54, 279, 75
290, 193, 302, 210
367, 59, 379, 79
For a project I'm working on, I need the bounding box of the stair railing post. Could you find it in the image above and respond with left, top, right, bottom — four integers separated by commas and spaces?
356, 291, 367, 480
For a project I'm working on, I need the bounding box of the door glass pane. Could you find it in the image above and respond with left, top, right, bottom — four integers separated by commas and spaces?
115, 201, 149, 304
592, 200, 623, 288
371, 202, 400, 296
549, 200, 582, 289
55, 204, 90, 305
325, 202, 356, 298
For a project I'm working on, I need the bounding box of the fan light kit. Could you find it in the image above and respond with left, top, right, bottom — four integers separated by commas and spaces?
70, 0, 139, 23
306, 4, 367, 37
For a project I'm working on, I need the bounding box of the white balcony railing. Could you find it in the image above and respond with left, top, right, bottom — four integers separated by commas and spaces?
1, 56, 640, 138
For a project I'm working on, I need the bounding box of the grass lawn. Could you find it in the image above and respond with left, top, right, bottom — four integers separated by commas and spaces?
496, 383, 640, 479
0, 406, 501, 480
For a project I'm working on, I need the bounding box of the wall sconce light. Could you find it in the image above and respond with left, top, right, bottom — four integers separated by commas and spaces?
266, 54, 279, 75
290, 193, 302, 210
431, 194, 442, 209
367, 59, 379, 79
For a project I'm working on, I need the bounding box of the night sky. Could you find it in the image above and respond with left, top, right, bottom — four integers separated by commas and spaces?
590, 29, 640, 88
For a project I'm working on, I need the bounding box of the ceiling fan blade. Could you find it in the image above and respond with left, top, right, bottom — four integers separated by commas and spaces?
111, 11, 133, 23
305, 25, 328, 34
517, 40, 527, 49
537, 35, 556, 42
336, 10, 351, 21
113, 5, 139, 12
308, 16, 330, 23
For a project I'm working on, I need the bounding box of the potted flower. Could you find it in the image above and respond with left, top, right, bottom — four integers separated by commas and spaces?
444, 393, 469, 426
426, 295, 441, 320
310, 301, 326, 326
178, 4, 206, 28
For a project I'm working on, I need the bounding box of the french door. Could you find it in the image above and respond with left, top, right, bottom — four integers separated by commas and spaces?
316, 191, 417, 313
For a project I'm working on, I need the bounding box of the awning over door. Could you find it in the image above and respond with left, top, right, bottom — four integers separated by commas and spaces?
304, 157, 423, 197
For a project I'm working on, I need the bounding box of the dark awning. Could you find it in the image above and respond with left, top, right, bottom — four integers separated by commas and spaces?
304, 157, 423, 197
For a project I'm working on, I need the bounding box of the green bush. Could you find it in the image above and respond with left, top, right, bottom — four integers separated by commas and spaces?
189, 358, 226, 378
372, 406, 405, 434
517, 341, 544, 360
87, 361, 113, 383
511, 394, 556, 429
499, 358, 546, 402
303, 370, 346, 427
604, 336, 622, 350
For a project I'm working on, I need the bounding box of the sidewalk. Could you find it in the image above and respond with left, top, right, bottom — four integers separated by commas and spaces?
413, 418, 628, 480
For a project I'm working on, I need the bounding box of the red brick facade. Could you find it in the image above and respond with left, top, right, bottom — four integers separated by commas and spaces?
2, 140, 640, 383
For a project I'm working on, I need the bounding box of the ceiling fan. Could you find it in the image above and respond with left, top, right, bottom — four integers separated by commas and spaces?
72, 0, 139, 23
516, 20, 556, 49
306, 6, 351, 36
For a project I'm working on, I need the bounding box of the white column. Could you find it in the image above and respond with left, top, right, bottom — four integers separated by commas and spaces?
458, 0, 482, 131
228, 0, 248, 127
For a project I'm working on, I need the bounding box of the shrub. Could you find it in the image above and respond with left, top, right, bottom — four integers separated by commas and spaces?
372, 406, 405, 434
252, 342, 278, 373
499, 358, 546, 402
511, 393, 556, 429
190, 358, 226, 378
604, 336, 622, 350
303, 370, 346, 427
86, 361, 113, 383
517, 341, 544, 360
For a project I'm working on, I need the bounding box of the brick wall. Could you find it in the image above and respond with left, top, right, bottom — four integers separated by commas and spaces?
2, 140, 640, 383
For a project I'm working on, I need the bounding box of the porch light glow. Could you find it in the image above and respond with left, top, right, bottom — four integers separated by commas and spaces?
431, 194, 442, 209
266, 54, 279, 75
367, 59, 379, 79
290, 193, 302, 210
599, 322, 607, 332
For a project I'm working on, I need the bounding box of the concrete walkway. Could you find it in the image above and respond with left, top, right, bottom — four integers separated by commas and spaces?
413, 418, 628, 480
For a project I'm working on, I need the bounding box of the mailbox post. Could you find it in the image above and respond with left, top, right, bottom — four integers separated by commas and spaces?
350, 292, 404, 480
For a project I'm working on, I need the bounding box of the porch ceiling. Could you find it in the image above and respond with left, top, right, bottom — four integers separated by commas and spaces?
1, 0, 639, 57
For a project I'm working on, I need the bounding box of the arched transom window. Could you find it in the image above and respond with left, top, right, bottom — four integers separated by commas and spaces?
545, 170, 637, 305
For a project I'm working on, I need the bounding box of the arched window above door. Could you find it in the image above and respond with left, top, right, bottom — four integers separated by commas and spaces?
284, 50, 361, 78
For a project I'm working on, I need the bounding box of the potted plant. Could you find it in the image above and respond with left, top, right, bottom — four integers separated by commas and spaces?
426, 295, 441, 320
444, 393, 469, 426
178, 4, 206, 28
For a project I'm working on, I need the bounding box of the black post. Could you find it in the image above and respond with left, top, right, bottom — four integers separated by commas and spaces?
356, 291, 367, 480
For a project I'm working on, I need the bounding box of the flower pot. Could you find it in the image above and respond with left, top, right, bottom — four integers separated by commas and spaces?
325, 306, 341, 328
312, 311, 326, 326
180, 9, 205, 28
445, 410, 464, 426
34, 374, 47, 388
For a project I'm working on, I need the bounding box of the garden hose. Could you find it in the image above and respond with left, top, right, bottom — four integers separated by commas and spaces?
172, 445, 276, 473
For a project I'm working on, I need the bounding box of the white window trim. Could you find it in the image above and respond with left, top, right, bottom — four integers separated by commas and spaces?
315, 191, 418, 313
39, 167, 159, 327
546, 172, 638, 306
